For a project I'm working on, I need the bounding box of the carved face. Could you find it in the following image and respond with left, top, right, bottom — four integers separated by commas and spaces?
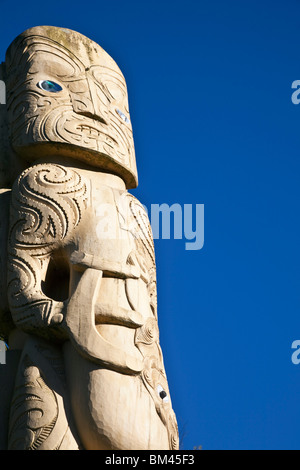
5, 27, 137, 188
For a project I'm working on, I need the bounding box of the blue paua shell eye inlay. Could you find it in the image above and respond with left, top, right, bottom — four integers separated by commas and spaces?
37, 80, 63, 93
116, 108, 130, 124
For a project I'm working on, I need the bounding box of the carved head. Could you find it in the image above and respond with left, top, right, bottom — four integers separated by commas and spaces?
4, 26, 137, 188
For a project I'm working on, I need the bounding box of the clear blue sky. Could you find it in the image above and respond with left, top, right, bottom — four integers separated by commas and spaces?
1, 0, 300, 450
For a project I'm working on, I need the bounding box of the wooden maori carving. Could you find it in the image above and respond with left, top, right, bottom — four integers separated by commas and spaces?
0, 26, 179, 450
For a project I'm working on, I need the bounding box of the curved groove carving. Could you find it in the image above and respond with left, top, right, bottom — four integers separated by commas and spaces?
8, 337, 80, 450
7, 163, 88, 336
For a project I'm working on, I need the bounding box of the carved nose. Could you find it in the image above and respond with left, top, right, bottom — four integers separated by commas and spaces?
71, 77, 108, 125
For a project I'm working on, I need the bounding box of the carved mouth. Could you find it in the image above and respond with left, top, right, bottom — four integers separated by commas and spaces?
77, 124, 118, 146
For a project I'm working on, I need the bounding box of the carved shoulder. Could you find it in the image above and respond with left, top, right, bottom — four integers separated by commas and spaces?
9, 163, 89, 253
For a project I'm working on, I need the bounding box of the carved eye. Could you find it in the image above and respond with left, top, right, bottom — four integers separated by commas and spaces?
37, 80, 63, 93
157, 384, 169, 403
116, 108, 130, 124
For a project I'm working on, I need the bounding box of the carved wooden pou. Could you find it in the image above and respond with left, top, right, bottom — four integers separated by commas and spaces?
0, 26, 179, 450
